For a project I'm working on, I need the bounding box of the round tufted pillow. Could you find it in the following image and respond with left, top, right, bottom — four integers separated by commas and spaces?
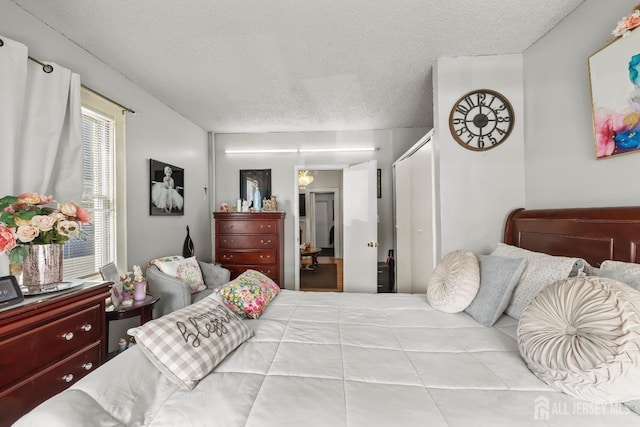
518, 276, 640, 403
427, 250, 480, 313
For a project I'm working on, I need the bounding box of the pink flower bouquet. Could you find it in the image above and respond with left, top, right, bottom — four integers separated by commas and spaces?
0, 192, 90, 264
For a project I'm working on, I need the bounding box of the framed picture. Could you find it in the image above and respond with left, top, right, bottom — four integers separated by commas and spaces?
240, 169, 271, 206
100, 262, 123, 308
589, 29, 640, 159
150, 159, 184, 216
377, 168, 382, 198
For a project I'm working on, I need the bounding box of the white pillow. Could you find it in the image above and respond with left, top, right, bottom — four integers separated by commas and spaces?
128, 294, 253, 390
427, 250, 480, 313
491, 243, 581, 319
518, 276, 640, 403
154, 256, 206, 293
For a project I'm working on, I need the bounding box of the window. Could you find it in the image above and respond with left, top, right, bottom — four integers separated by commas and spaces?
63, 88, 126, 278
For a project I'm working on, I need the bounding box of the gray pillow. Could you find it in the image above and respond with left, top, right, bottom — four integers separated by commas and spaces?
465, 255, 526, 327
625, 400, 640, 416
592, 267, 640, 292
569, 259, 587, 277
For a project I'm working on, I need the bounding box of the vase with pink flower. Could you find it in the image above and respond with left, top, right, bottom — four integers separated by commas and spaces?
119, 265, 146, 304
132, 265, 147, 301
0, 192, 90, 291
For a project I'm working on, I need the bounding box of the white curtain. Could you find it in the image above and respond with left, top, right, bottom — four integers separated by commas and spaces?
0, 35, 83, 203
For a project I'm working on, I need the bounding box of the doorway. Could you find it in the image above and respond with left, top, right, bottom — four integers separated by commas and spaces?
298, 171, 342, 292
294, 161, 378, 293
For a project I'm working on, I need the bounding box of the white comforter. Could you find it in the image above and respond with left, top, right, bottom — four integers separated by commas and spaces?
15, 291, 640, 426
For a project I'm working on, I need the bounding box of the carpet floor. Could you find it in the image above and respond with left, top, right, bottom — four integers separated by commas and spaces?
300, 263, 338, 291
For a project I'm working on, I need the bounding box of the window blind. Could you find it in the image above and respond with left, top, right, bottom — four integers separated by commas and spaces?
63, 107, 116, 279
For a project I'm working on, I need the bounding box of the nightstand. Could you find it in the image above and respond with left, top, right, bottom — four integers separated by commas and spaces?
105, 294, 160, 358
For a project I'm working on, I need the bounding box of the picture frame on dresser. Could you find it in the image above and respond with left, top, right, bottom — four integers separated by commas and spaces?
239, 169, 271, 206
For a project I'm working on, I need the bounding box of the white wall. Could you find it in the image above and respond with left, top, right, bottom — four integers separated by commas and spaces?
0, 1, 212, 270
524, 0, 639, 208
214, 128, 428, 289
434, 55, 526, 257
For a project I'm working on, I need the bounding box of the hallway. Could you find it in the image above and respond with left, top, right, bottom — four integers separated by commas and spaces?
300, 254, 342, 292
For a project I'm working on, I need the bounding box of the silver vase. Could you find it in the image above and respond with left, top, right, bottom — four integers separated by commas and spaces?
22, 244, 64, 288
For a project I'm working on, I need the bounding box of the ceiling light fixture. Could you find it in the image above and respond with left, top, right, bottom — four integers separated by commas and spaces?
225, 148, 298, 154
298, 147, 376, 153
298, 170, 314, 189
225, 147, 376, 154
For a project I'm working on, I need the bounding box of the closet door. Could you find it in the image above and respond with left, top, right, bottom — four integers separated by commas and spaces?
409, 144, 433, 293
394, 157, 412, 293
393, 131, 434, 294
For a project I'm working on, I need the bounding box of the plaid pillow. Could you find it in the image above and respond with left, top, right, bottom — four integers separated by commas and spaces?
215, 269, 280, 319
128, 294, 253, 390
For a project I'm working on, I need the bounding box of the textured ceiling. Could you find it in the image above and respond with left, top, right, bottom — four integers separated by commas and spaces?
12, 0, 584, 133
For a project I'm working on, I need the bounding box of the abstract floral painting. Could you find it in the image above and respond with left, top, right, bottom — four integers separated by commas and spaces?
589, 29, 640, 159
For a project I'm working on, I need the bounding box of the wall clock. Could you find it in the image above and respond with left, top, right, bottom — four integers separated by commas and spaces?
448, 89, 515, 151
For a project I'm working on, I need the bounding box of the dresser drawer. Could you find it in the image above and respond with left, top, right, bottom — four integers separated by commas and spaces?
0, 304, 102, 389
218, 250, 276, 265
218, 234, 276, 249
218, 220, 278, 235
0, 342, 100, 426
226, 265, 279, 283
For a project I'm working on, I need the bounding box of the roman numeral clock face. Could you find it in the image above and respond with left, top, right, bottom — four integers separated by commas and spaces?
448, 89, 515, 151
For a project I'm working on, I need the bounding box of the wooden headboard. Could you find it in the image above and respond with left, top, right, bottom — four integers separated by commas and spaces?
503, 206, 640, 267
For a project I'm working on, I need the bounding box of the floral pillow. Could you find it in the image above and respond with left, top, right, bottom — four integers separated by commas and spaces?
151, 255, 206, 293
215, 270, 280, 319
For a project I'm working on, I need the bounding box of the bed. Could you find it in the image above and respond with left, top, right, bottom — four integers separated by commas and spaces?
14, 206, 640, 426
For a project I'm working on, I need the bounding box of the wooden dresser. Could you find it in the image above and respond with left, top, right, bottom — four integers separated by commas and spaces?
214, 212, 286, 287
0, 281, 110, 426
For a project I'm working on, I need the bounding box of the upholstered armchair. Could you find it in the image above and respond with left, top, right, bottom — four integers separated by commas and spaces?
147, 260, 231, 318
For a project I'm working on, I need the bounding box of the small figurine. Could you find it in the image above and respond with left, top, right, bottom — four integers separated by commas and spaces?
242, 200, 251, 212
117, 338, 127, 354
262, 197, 272, 211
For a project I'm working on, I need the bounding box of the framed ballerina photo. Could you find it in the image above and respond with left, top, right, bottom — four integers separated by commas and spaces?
150, 159, 184, 216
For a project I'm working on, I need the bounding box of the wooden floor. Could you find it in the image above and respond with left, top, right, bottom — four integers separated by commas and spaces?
300, 257, 343, 292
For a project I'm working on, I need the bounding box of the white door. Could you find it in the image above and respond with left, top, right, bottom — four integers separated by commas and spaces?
394, 157, 412, 293
314, 199, 330, 248
393, 132, 435, 294
410, 143, 433, 293
343, 160, 377, 293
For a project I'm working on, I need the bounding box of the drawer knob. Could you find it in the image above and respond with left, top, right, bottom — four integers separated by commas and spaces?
260, 255, 270, 259
224, 239, 234, 244
260, 224, 272, 229
260, 239, 271, 244
63, 332, 74, 341
81, 323, 92, 332
62, 374, 74, 383
223, 255, 233, 260
82, 362, 93, 371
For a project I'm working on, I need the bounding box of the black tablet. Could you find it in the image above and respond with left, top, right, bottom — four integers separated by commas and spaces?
0, 275, 24, 308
